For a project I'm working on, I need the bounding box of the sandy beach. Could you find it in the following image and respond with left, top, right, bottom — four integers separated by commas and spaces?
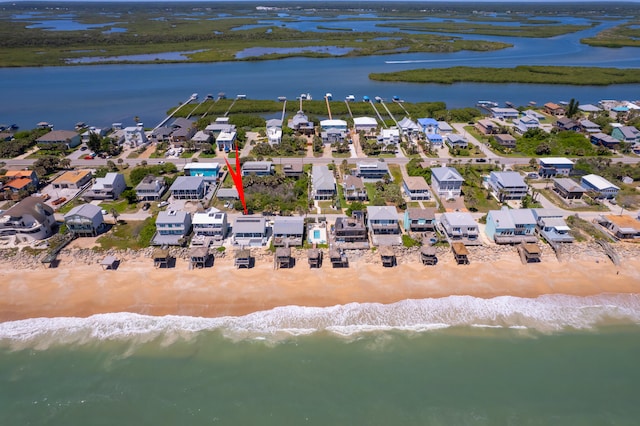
1, 242, 639, 323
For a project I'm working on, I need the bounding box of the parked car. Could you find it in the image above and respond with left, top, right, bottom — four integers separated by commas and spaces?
142, 202, 151, 211
157, 201, 169, 208
476, 158, 487, 163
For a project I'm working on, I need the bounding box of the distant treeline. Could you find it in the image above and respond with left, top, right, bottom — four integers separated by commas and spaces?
369, 66, 640, 86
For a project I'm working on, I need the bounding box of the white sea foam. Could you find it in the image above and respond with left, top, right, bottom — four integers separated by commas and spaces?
1, 294, 639, 349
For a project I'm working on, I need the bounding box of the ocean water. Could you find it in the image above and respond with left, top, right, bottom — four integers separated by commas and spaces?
2, 294, 640, 425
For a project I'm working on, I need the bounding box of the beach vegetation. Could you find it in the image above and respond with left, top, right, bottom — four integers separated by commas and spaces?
377, 21, 595, 38
402, 234, 421, 248
581, 22, 640, 48
96, 217, 155, 250
0, 128, 48, 158
369, 66, 640, 86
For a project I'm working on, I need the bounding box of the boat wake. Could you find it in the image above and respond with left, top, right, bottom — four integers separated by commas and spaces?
1, 294, 639, 349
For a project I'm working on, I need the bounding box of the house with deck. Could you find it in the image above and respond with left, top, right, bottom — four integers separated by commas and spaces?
232, 216, 268, 246
353, 117, 378, 134
532, 209, 574, 243
123, 124, 148, 147
580, 174, 619, 199
445, 134, 468, 150
417, 118, 439, 134
288, 111, 315, 135
513, 115, 540, 134
334, 211, 369, 245
475, 119, 498, 135
169, 176, 206, 200
272, 216, 305, 247
555, 117, 580, 132
538, 157, 574, 178
355, 161, 390, 181
63, 203, 105, 237
611, 125, 639, 144
216, 130, 237, 152
488, 171, 528, 201
184, 162, 220, 182
402, 176, 431, 201
152, 210, 192, 246
311, 165, 336, 200
491, 107, 519, 120
192, 207, 228, 243
83, 172, 126, 201
377, 127, 400, 145
403, 207, 436, 233
366, 205, 401, 246
553, 178, 585, 200
36, 130, 81, 149
0, 197, 56, 241
398, 117, 422, 138
485, 207, 537, 244
430, 166, 464, 199
439, 212, 480, 245
241, 161, 273, 177
579, 119, 601, 134
135, 175, 166, 201
343, 175, 367, 201
52, 170, 92, 189
493, 134, 516, 149
590, 132, 620, 149
543, 102, 565, 116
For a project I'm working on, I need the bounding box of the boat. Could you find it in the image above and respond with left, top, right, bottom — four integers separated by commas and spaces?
191, 93, 198, 100
392, 95, 400, 101
278, 96, 287, 102
236, 94, 247, 99
505, 101, 515, 108
346, 95, 356, 102
477, 100, 498, 108
363, 95, 370, 102
374, 96, 383, 103
325, 93, 332, 100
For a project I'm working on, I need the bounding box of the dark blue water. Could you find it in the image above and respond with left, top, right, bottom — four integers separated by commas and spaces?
1, 15, 638, 130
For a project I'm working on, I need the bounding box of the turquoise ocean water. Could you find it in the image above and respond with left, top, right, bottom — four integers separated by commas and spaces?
2, 294, 640, 425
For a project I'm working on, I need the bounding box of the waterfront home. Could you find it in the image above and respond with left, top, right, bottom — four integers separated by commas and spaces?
377, 127, 400, 145
488, 171, 528, 201
190, 130, 213, 150
366, 205, 401, 246
83, 172, 126, 201
355, 161, 390, 181
169, 176, 206, 200
513, 115, 540, 134
417, 118, 439, 134
493, 134, 516, 149
206, 117, 235, 137
439, 212, 480, 245
63, 203, 105, 237
0, 197, 56, 241
80, 126, 108, 144
184, 162, 220, 182
430, 166, 464, 199
578, 104, 601, 113
241, 161, 273, 177
445, 134, 468, 150
398, 117, 421, 138
267, 126, 282, 145
590, 132, 620, 149
216, 130, 237, 152
321, 127, 348, 144
288, 111, 315, 135
169, 118, 196, 145
523, 109, 546, 121
538, 157, 574, 178
491, 107, 519, 120
555, 117, 580, 132
403, 207, 436, 233
580, 174, 619, 199
272, 216, 305, 247
36, 129, 81, 149
485, 207, 537, 244
282, 163, 305, 179
543, 102, 565, 116
135, 175, 166, 201
151, 126, 172, 143
52, 170, 92, 189
553, 178, 585, 200
343, 175, 367, 201
437, 121, 453, 135
402, 176, 431, 201
532, 208, 574, 243
611, 125, 639, 144
353, 117, 378, 134
475, 119, 498, 135
191, 207, 228, 246
153, 210, 192, 246
579, 119, 601, 134
232, 216, 268, 247
598, 215, 640, 239
334, 211, 368, 245
123, 124, 148, 147
311, 165, 336, 200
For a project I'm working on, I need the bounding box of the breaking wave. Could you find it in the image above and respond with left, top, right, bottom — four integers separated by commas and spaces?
1, 294, 639, 349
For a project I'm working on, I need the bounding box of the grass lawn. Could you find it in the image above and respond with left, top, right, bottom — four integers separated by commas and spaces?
127, 151, 140, 159
388, 164, 403, 183
538, 188, 609, 212
96, 217, 156, 250
332, 152, 351, 158
99, 199, 137, 214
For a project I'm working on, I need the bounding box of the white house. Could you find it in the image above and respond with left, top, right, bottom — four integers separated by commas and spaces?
216, 130, 236, 152
377, 127, 400, 145
580, 174, 620, 199
124, 123, 148, 147
353, 117, 378, 133
439, 212, 480, 244
267, 126, 282, 145
430, 166, 464, 199
84, 172, 126, 200
192, 207, 228, 241
0, 197, 56, 241
488, 171, 528, 201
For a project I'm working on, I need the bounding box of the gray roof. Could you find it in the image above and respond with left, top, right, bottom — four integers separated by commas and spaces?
242, 161, 273, 172
490, 171, 526, 188
489, 209, 515, 229
442, 212, 477, 227
312, 165, 335, 191
156, 210, 190, 225
64, 203, 102, 220
266, 118, 283, 128
3, 197, 54, 224
136, 175, 165, 190
273, 216, 304, 234
233, 216, 266, 233
169, 176, 204, 191
509, 208, 536, 225
216, 188, 239, 199
367, 205, 398, 221
431, 166, 464, 183
343, 175, 364, 190
553, 178, 585, 193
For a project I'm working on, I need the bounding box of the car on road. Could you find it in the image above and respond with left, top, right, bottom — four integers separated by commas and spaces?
80, 146, 88, 151
475, 158, 487, 163
142, 202, 151, 211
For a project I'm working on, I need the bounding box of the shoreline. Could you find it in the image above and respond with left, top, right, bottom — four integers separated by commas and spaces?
1, 243, 640, 323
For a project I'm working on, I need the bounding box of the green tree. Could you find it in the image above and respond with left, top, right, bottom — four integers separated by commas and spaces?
121, 189, 138, 204
86, 132, 101, 153
566, 98, 580, 118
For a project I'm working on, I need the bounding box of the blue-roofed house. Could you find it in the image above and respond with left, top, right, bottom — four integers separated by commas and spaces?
417, 118, 439, 134
426, 132, 444, 147
184, 162, 220, 182
485, 207, 537, 244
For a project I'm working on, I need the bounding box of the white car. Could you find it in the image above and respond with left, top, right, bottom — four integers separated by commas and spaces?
157, 201, 169, 208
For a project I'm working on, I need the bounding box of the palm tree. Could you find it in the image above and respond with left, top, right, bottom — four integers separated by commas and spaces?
110, 208, 120, 224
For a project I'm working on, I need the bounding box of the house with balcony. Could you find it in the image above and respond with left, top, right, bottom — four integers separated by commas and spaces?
232, 216, 268, 246
169, 118, 197, 145
538, 157, 574, 178
52, 170, 92, 189
475, 119, 498, 135
343, 175, 367, 201
532, 209, 574, 243
445, 134, 468, 150
439, 212, 480, 245
282, 163, 305, 179
555, 117, 580, 132
81, 127, 109, 144
485, 207, 537, 244
311, 165, 336, 200
36, 130, 81, 149
553, 178, 585, 200
580, 174, 620, 199
377, 127, 400, 145
267, 126, 282, 145
353, 117, 378, 134
216, 130, 237, 152
513, 115, 540, 134
334, 211, 369, 245
184, 162, 220, 182
611, 125, 639, 144
321, 127, 348, 144
543, 102, 565, 116
426, 132, 444, 148
366, 205, 401, 246
493, 134, 516, 149
417, 118, 439, 134
272, 216, 305, 247
169, 176, 206, 200
241, 161, 274, 177
402, 176, 431, 201
488, 171, 528, 201
579, 119, 601, 134
398, 117, 422, 139
0, 197, 56, 241
63, 203, 105, 237
83, 172, 126, 201
191, 207, 228, 246
403, 207, 436, 233
590, 132, 620, 149
135, 175, 166, 201
152, 210, 192, 246
205, 117, 236, 138
491, 107, 519, 120
430, 166, 464, 199
123, 124, 148, 147
355, 161, 390, 181
288, 111, 315, 135
191, 130, 213, 150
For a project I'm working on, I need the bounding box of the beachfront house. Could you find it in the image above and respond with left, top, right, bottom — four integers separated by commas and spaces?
0, 197, 56, 241
430, 166, 464, 199
232, 216, 268, 247
580, 174, 620, 199
488, 171, 528, 202
52, 170, 92, 189
241, 161, 274, 177
135, 175, 166, 201
553, 178, 585, 200
402, 176, 431, 201
192, 207, 228, 239
83, 172, 126, 201
36, 130, 81, 149
403, 207, 436, 233
311, 165, 336, 200
439, 212, 480, 245
538, 157, 574, 178
184, 162, 220, 182
63, 203, 105, 237
334, 211, 369, 245
598, 215, 640, 239
153, 210, 192, 246
532, 209, 574, 244
343, 175, 368, 201
355, 161, 390, 181
485, 207, 537, 244
169, 176, 206, 200
272, 216, 305, 247
366, 205, 401, 246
